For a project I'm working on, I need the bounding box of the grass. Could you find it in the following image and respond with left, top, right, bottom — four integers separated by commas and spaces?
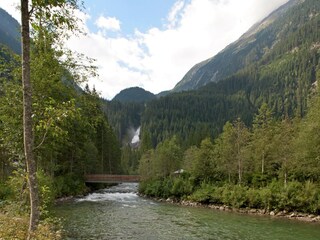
0, 212, 62, 240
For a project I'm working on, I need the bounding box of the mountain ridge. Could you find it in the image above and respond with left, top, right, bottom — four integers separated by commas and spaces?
172, 0, 304, 92
0, 8, 21, 54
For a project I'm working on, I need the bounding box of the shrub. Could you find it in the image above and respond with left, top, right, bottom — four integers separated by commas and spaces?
0, 182, 12, 201
228, 185, 248, 208
37, 170, 55, 218
53, 173, 87, 198
171, 177, 194, 198
189, 182, 215, 203
246, 188, 262, 209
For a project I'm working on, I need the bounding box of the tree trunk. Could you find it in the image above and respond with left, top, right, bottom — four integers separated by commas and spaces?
101, 129, 104, 173
21, 0, 40, 235
261, 150, 265, 175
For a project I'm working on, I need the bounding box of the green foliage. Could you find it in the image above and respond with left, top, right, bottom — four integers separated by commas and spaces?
171, 175, 194, 198
139, 176, 194, 199
0, 182, 12, 201
53, 173, 87, 198
36, 170, 55, 218
186, 181, 320, 214
0, 1, 122, 213
189, 182, 216, 203
139, 136, 182, 180
139, 92, 320, 214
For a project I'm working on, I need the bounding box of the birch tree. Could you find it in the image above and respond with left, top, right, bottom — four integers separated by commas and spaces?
21, 0, 39, 234
20, 0, 84, 235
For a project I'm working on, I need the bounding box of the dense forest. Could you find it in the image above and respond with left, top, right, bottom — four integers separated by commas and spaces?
0, 44, 122, 195
139, 90, 320, 214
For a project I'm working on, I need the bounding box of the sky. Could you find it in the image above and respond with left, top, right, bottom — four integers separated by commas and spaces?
0, 0, 289, 99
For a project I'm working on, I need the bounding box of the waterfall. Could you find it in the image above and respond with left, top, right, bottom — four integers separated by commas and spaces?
131, 127, 141, 144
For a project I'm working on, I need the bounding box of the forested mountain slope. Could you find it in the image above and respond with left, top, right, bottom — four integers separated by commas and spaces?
141, 0, 320, 147
112, 87, 156, 103
104, 100, 144, 143
172, 0, 311, 92
0, 8, 21, 54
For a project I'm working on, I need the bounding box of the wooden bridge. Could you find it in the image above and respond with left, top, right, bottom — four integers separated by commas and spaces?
85, 174, 140, 183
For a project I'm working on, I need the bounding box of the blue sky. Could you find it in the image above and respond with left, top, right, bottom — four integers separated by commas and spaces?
83, 0, 179, 35
0, 0, 289, 99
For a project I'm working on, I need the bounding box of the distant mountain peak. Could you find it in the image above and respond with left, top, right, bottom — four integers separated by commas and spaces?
112, 87, 156, 103
0, 8, 21, 54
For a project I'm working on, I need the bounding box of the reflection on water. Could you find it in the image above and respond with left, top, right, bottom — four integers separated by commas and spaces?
54, 183, 320, 240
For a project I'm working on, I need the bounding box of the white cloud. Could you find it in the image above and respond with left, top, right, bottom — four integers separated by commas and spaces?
69, 0, 288, 99
167, 0, 185, 28
0, 0, 289, 99
95, 16, 121, 31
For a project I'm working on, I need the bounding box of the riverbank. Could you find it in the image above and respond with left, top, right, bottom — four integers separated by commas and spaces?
142, 196, 320, 223
0, 212, 62, 240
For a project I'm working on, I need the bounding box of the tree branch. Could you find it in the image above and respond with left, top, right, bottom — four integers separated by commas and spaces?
34, 119, 52, 150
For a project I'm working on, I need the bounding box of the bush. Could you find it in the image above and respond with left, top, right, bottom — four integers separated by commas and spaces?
139, 179, 164, 197
189, 182, 215, 203
223, 185, 248, 208
0, 182, 12, 201
209, 186, 224, 204
246, 188, 262, 209
259, 187, 272, 210
299, 181, 320, 214
37, 170, 56, 218
140, 178, 320, 215
53, 173, 87, 198
171, 177, 194, 198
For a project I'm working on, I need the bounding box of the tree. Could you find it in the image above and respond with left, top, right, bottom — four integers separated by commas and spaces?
292, 91, 320, 182
251, 103, 274, 175
248, 103, 276, 186
233, 118, 250, 184
21, 0, 40, 234
20, 0, 84, 235
216, 121, 236, 183
272, 117, 295, 187
139, 149, 155, 181
153, 136, 182, 178
191, 138, 216, 183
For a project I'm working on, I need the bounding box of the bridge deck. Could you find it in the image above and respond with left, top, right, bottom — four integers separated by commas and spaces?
85, 174, 140, 183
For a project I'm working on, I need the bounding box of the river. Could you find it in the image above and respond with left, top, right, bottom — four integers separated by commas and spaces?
53, 183, 320, 240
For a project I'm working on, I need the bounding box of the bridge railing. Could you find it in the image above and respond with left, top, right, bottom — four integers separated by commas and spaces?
85, 174, 140, 183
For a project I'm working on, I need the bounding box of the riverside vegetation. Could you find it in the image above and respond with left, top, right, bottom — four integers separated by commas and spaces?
139, 95, 320, 218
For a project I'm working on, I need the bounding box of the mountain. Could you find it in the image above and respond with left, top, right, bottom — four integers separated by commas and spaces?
141, 0, 320, 147
0, 8, 21, 54
112, 87, 156, 103
172, 0, 304, 92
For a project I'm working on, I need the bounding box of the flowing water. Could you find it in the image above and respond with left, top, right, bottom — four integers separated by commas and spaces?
54, 183, 320, 240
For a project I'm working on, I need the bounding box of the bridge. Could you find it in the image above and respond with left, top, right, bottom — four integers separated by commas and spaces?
85, 174, 140, 183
